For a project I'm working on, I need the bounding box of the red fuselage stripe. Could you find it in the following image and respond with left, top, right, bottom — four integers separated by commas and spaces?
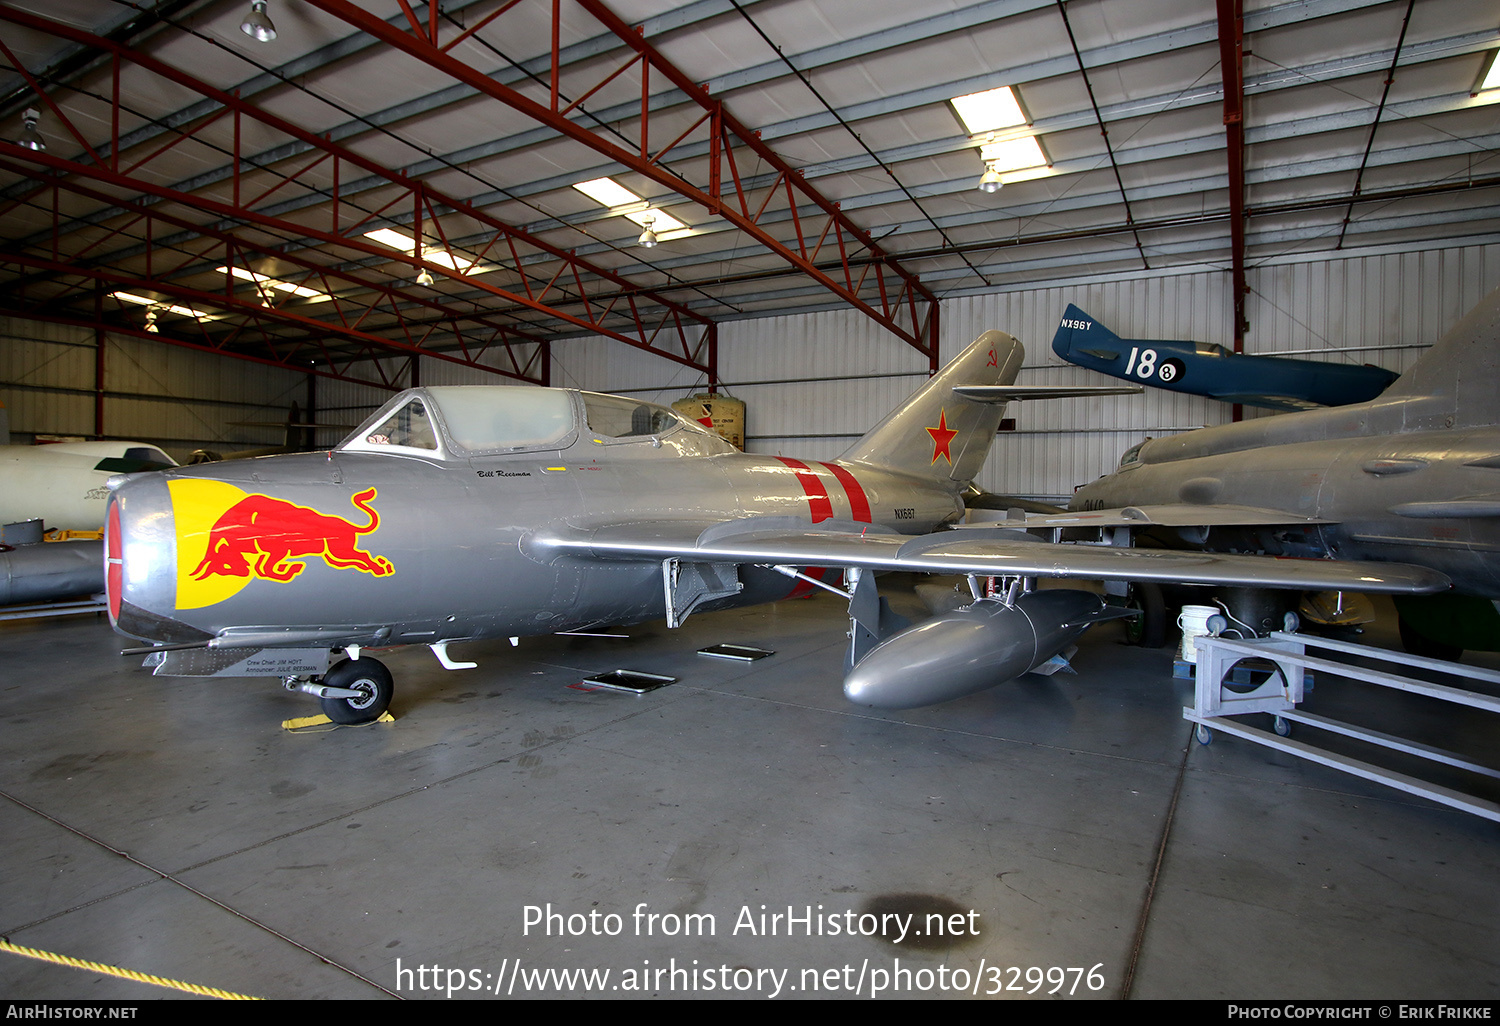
819, 462, 872, 523
775, 456, 834, 523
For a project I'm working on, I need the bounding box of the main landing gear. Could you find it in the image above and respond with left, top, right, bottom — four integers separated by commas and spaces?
284, 656, 394, 725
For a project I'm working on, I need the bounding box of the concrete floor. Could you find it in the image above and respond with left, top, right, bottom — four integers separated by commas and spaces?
1, 582, 1497, 1001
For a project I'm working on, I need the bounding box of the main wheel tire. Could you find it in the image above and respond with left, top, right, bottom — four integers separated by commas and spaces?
319, 657, 393, 725
1123, 581, 1167, 648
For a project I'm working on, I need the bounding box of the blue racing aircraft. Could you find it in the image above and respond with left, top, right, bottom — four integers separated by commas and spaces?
1051, 304, 1398, 411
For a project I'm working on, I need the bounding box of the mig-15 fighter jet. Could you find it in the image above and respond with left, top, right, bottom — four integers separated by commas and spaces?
1054, 288, 1500, 658
104, 331, 1447, 724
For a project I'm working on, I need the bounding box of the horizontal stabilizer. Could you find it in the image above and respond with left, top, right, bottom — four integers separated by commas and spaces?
953, 384, 1142, 402
998, 503, 1329, 529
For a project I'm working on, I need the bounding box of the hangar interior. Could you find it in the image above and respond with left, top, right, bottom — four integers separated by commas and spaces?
2, 0, 1499, 1001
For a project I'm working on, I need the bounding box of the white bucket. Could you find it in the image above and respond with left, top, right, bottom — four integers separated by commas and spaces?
1177, 604, 1219, 663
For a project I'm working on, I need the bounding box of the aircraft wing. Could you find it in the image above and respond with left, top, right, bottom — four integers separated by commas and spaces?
527, 516, 1449, 594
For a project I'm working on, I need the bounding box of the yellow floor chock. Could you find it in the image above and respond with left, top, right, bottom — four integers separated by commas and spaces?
282, 711, 396, 731
0, 937, 262, 1000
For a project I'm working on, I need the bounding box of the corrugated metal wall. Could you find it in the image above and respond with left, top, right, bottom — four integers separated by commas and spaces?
548, 241, 1500, 502
4, 241, 1494, 484
0, 317, 311, 460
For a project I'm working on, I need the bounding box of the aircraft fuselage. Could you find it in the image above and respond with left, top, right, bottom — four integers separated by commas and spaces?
108, 419, 962, 650
1071, 396, 1500, 598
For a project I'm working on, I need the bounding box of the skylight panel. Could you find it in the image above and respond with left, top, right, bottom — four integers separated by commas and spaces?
622, 208, 686, 233
950, 85, 1028, 136
573, 177, 643, 208
362, 228, 496, 276
218, 266, 331, 302
1479, 51, 1500, 94
111, 292, 219, 320
979, 135, 1049, 173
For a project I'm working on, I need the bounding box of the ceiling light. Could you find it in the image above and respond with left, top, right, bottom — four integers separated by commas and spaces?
18, 107, 44, 151
416, 267, 435, 286
573, 177, 643, 208
637, 216, 658, 248
978, 164, 1003, 194
144, 308, 159, 333
979, 135, 1048, 173
950, 86, 1028, 136
240, 0, 277, 42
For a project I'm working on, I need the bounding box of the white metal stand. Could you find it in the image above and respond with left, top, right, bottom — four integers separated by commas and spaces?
1185, 631, 1500, 823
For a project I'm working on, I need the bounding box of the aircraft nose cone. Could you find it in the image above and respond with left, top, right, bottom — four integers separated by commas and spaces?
107, 472, 200, 643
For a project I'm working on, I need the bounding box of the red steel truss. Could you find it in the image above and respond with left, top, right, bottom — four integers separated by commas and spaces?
0, 5, 719, 387
306, 0, 941, 368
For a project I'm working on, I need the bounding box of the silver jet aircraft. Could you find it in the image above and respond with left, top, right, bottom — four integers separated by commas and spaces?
104, 331, 1448, 723
1056, 287, 1500, 656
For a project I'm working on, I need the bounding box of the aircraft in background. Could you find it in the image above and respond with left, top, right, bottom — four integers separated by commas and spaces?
1041, 287, 1500, 656
0, 441, 175, 532
188, 402, 353, 463
1051, 304, 1398, 412
104, 332, 1445, 724
0, 441, 176, 606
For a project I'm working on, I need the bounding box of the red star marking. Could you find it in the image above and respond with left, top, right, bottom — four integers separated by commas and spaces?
927, 410, 958, 465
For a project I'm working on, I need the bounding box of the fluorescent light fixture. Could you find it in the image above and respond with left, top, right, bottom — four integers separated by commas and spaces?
950, 85, 1028, 136
362, 228, 496, 276
111, 291, 219, 321
573, 177, 643, 208
218, 265, 331, 302
979, 135, 1048, 173
622, 208, 686, 233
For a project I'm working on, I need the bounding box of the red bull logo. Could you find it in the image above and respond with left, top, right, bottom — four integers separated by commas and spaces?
171, 481, 394, 610
192, 487, 393, 582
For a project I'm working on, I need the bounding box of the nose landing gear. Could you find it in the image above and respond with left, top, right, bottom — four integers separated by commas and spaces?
284, 656, 393, 724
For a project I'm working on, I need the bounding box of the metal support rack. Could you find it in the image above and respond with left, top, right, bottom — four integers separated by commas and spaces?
1185, 631, 1500, 823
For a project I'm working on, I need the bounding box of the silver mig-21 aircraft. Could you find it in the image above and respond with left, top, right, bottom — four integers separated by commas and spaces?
1046, 287, 1500, 655
104, 331, 1448, 724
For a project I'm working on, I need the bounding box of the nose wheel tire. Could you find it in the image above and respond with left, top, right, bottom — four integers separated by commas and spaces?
319, 657, 393, 725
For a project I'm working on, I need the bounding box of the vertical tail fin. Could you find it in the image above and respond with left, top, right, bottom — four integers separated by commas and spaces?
1377, 286, 1500, 429
838, 331, 1022, 486
1050, 304, 1117, 362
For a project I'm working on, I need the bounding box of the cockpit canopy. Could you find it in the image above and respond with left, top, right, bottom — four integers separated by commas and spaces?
339, 385, 728, 459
